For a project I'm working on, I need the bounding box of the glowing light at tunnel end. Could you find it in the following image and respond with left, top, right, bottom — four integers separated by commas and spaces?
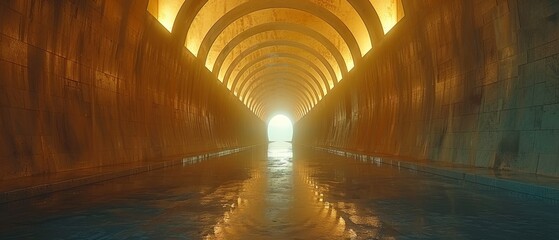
267, 114, 293, 142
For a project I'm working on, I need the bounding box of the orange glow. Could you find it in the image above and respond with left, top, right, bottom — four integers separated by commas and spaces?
369, 0, 405, 33
146, 0, 405, 119
147, 0, 184, 32
215, 30, 341, 90
205, 8, 354, 74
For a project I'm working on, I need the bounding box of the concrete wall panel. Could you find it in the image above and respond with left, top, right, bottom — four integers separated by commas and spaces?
0, 0, 266, 180
296, 0, 559, 176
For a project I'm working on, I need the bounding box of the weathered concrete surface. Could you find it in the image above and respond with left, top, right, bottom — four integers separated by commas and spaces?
296, 0, 559, 176
0, 0, 266, 180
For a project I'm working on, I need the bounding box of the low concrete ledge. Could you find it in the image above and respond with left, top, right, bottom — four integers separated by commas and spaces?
315, 147, 559, 201
0, 146, 254, 204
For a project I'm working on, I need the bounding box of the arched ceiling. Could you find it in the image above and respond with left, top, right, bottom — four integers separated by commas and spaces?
147, 0, 404, 121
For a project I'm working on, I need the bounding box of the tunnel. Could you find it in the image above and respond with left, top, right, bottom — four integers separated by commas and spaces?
1, 0, 559, 238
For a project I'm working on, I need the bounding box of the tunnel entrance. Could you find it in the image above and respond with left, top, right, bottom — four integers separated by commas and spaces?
267, 114, 293, 142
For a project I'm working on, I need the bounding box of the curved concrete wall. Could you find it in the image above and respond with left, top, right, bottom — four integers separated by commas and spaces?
296, 0, 559, 176
0, 0, 266, 180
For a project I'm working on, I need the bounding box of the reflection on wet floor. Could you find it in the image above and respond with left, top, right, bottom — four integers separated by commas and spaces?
207, 142, 354, 240
1, 143, 558, 239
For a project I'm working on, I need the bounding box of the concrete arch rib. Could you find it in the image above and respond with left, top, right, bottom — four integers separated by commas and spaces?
235, 65, 322, 106
235, 59, 326, 101
226, 48, 328, 93
249, 89, 312, 115
172, 0, 207, 43
196, 1, 361, 66
346, 0, 385, 46
214, 22, 348, 80
255, 95, 307, 121
173, 0, 384, 52
245, 73, 320, 109
254, 75, 319, 108
205, 8, 354, 72
255, 98, 304, 121
252, 91, 304, 112
239, 70, 322, 105
246, 77, 314, 108
247, 82, 313, 110
228, 53, 325, 98
216, 40, 337, 91
250, 88, 310, 119
249, 88, 311, 118
229, 53, 327, 97
238, 65, 322, 103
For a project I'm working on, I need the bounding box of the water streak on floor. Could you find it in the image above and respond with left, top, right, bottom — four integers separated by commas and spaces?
1, 143, 558, 239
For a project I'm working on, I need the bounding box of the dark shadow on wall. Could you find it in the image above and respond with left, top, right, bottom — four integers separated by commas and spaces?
0, 0, 266, 180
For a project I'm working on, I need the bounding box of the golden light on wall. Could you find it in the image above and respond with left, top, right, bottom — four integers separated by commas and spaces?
204, 8, 355, 76
147, 0, 184, 32
369, 0, 405, 33
214, 30, 343, 86
146, 0, 405, 120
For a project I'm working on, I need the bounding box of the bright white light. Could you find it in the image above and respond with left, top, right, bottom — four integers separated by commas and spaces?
267, 114, 293, 142
267, 141, 293, 159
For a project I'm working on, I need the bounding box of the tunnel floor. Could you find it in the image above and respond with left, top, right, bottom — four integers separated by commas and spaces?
1, 143, 558, 239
